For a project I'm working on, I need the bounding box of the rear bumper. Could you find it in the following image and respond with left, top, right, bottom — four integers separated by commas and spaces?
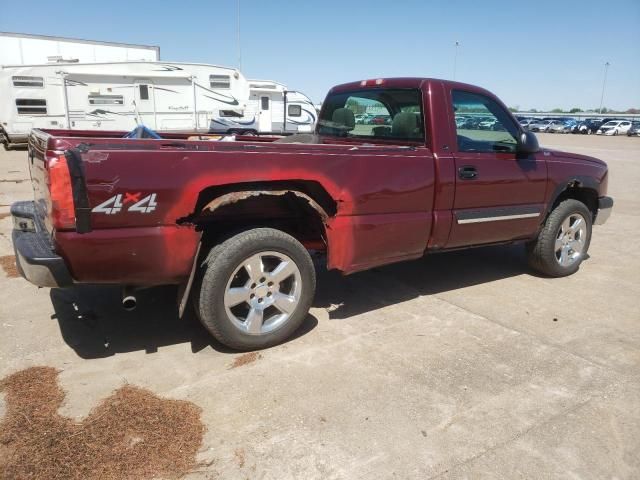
595, 196, 613, 225
11, 201, 74, 288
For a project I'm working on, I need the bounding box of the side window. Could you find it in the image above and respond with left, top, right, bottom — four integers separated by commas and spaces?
16, 99, 47, 115
210, 75, 231, 89
139, 85, 149, 100
12, 76, 44, 88
88, 94, 124, 105
261, 96, 269, 110
288, 104, 302, 117
452, 90, 519, 153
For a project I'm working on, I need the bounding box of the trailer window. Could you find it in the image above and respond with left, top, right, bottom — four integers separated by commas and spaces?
16, 99, 47, 115
220, 110, 243, 117
139, 85, 149, 100
88, 94, 124, 105
210, 75, 231, 89
12, 76, 44, 88
288, 105, 302, 117
261, 97, 270, 110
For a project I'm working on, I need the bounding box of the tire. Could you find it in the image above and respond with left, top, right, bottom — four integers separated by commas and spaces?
527, 199, 592, 277
194, 228, 316, 350
613, 130, 618, 136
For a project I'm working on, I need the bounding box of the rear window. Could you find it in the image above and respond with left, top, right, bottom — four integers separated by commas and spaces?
318, 88, 424, 142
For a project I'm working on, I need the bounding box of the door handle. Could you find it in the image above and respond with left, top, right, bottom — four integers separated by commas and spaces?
458, 165, 478, 180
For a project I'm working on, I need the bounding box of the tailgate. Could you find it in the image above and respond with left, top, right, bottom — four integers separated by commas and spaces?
27, 129, 55, 235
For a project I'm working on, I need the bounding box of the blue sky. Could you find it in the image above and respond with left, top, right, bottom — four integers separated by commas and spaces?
1, 0, 639, 111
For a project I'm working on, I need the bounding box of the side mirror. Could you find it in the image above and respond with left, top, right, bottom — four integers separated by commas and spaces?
517, 130, 539, 154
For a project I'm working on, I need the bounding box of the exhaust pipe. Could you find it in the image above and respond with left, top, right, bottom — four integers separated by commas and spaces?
122, 287, 137, 311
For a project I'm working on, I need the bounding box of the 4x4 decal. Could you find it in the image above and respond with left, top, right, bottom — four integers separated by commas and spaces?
92, 193, 158, 215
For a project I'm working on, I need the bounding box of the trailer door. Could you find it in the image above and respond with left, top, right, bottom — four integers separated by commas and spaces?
258, 95, 272, 133
134, 80, 156, 129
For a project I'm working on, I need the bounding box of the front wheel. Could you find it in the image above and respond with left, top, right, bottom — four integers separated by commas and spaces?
527, 199, 592, 277
195, 228, 316, 350
613, 130, 618, 136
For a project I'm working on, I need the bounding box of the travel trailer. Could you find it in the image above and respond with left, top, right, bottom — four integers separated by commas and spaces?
0, 31, 159, 66
209, 80, 316, 135
0, 62, 310, 148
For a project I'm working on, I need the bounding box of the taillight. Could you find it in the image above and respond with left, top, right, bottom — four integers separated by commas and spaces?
48, 154, 76, 230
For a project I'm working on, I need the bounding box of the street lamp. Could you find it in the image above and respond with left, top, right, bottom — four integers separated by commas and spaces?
598, 61, 610, 114
453, 41, 460, 80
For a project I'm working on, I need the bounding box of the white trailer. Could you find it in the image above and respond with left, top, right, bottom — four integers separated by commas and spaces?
0, 61, 254, 147
210, 80, 316, 135
0, 31, 159, 65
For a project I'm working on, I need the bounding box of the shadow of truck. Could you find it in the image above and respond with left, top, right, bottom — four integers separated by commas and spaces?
50, 243, 529, 358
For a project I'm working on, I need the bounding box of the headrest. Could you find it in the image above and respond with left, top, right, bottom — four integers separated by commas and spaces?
332, 108, 355, 129
391, 112, 420, 138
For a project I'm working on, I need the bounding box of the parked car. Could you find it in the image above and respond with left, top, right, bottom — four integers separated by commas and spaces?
519, 118, 539, 129
369, 115, 392, 125
597, 120, 632, 136
550, 119, 578, 134
11, 77, 613, 350
478, 118, 497, 130
529, 119, 553, 132
545, 120, 566, 133
626, 121, 640, 137
574, 118, 603, 134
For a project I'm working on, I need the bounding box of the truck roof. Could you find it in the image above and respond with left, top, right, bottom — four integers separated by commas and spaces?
329, 77, 496, 98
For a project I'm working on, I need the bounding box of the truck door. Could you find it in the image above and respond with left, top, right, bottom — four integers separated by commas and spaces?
258, 95, 272, 133
446, 89, 547, 248
134, 80, 156, 129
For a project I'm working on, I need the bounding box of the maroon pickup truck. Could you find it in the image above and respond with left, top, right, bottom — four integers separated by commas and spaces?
11, 77, 613, 350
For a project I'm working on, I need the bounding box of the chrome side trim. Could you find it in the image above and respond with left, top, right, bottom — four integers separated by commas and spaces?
457, 212, 540, 224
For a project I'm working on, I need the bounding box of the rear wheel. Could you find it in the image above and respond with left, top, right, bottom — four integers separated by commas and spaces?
527, 199, 592, 277
194, 228, 316, 350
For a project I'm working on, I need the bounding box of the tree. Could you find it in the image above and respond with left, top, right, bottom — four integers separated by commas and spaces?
569, 108, 583, 113
345, 98, 365, 114
626, 108, 639, 114
551, 108, 564, 113
508, 106, 519, 112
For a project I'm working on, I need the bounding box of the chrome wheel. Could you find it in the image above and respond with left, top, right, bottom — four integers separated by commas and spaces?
224, 251, 302, 335
555, 213, 587, 267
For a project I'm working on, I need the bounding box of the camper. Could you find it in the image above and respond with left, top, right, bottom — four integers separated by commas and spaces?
210, 80, 316, 135
0, 61, 252, 148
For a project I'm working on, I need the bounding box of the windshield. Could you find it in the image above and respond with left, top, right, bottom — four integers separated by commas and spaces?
602, 121, 618, 127
317, 88, 424, 142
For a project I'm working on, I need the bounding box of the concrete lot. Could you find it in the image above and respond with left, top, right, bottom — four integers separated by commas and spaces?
0, 133, 639, 479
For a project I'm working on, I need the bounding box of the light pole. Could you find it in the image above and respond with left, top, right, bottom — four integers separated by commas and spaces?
453, 41, 460, 80
598, 61, 610, 114
237, 0, 242, 71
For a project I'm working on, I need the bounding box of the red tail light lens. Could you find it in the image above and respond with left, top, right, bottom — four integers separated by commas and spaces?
49, 154, 76, 230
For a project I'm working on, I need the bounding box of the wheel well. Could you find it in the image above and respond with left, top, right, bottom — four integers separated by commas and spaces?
552, 184, 598, 218
186, 181, 337, 250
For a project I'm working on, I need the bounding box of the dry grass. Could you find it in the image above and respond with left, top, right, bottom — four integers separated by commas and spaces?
0, 366, 205, 480
229, 352, 261, 369
0, 255, 18, 278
